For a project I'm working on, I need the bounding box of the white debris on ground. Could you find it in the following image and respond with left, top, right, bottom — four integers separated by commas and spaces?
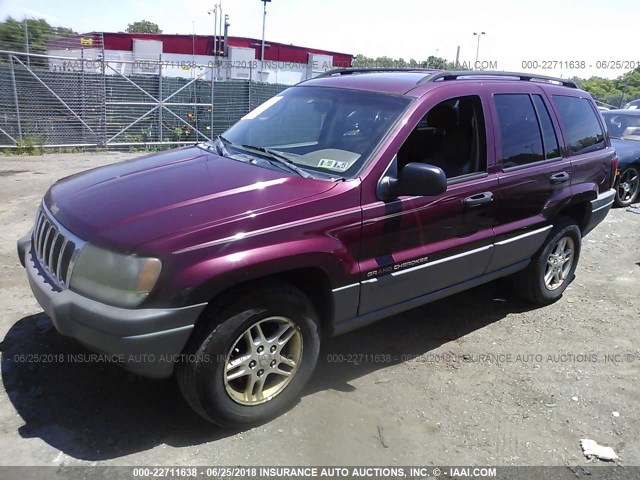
580, 439, 619, 461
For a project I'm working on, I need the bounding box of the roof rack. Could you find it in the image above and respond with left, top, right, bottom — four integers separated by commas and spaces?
417, 70, 577, 88
316, 67, 441, 78
315, 68, 577, 89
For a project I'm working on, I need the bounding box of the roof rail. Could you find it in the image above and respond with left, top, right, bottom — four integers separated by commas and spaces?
316, 67, 442, 78
313, 68, 578, 89
417, 70, 577, 88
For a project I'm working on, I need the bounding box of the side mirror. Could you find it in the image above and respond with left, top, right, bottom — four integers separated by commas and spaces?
379, 162, 447, 199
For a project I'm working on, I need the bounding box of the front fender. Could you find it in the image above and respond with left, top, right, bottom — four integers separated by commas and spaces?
180, 237, 356, 306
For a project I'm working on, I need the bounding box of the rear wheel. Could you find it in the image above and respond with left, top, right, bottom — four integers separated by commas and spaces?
615, 166, 639, 207
177, 283, 320, 428
513, 218, 581, 305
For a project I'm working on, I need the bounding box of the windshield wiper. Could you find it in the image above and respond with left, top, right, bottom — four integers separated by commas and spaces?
239, 144, 311, 178
199, 135, 232, 158
214, 135, 231, 157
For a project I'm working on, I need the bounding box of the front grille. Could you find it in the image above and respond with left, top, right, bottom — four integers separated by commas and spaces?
32, 204, 84, 288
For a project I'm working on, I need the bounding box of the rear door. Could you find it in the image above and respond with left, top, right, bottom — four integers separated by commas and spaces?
550, 94, 614, 201
485, 85, 572, 272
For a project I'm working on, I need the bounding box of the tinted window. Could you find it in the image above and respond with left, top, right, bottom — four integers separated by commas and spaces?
553, 96, 605, 155
495, 94, 544, 167
624, 99, 640, 110
601, 112, 640, 140
532, 95, 561, 159
397, 95, 487, 178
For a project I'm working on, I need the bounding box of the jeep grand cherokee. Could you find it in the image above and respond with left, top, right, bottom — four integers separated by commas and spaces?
18, 69, 617, 427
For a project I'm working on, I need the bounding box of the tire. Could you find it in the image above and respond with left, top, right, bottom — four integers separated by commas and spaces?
176, 283, 320, 428
513, 218, 581, 305
614, 166, 639, 207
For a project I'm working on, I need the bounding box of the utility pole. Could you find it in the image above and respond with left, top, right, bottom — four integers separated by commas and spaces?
208, 5, 219, 59
223, 15, 230, 57
261, 0, 272, 63
218, 0, 223, 56
473, 31, 486, 65
24, 19, 30, 67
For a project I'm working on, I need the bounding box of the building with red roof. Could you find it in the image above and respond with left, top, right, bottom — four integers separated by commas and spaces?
47, 32, 353, 84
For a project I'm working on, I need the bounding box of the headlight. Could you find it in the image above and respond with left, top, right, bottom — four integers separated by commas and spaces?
69, 244, 162, 308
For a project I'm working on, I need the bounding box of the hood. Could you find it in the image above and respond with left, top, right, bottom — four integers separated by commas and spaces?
611, 138, 640, 165
45, 147, 336, 251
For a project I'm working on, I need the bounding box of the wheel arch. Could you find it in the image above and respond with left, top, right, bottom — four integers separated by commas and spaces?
186, 263, 338, 340
617, 161, 640, 176
556, 201, 590, 234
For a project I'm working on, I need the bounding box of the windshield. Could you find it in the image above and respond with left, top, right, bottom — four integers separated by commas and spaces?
222, 86, 411, 178
602, 112, 640, 141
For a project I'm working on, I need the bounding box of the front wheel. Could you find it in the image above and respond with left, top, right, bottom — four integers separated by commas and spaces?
177, 284, 320, 428
513, 218, 581, 305
615, 166, 639, 207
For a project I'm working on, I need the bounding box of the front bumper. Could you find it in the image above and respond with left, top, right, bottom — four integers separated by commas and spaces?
583, 188, 616, 236
18, 236, 206, 378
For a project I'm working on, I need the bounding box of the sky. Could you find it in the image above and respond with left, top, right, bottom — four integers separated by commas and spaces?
0, 0, 638, 79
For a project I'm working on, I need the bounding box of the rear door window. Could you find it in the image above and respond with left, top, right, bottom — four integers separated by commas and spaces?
494, 94, 545, 168
552, 95, 605, 155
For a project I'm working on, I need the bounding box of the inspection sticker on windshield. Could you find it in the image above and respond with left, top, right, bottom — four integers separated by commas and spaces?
318, 159, 349, 172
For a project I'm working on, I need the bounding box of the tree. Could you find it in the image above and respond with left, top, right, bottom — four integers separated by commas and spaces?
0, 17, 75, 55
0, 17, 75, 67
616, 67, 640, 106
353, 53, 458, 70
126, 20, 162, 34
579, 67, 640, 108
423, 55, 453, 70
580, 77, 623, 108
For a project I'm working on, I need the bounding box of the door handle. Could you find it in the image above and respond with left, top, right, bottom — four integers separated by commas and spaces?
550, 172, 570, 185
463, 191, 494, 207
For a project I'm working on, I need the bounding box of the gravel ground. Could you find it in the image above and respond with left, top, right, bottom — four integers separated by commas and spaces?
0, 152, 638, 467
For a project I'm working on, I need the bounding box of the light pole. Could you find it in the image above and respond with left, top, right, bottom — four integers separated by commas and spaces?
24, 18, 30, 67
224, 15, 230, 57
261, 0, 272, 62
208, 5, 219, 58
218, 0, 223, 56
473, 31, 486, 65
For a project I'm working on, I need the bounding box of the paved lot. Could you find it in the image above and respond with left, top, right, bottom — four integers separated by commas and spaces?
0, 152, 638, 467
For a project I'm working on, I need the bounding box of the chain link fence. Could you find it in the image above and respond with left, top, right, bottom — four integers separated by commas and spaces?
0, 48, 289, 150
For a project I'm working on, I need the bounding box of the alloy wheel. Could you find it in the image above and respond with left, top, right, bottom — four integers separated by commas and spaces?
544, 236, 575, 291
617, 168, 639, 205
224, 316, 303, 405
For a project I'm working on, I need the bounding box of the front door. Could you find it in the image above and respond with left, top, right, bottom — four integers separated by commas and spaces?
358, 92, 498, 315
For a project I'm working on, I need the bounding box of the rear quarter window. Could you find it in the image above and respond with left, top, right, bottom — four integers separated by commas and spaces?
552, 96, 605, 155
532, 95, 560, 159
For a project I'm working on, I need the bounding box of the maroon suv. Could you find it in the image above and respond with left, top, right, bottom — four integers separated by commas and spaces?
18, 69, 617, 427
